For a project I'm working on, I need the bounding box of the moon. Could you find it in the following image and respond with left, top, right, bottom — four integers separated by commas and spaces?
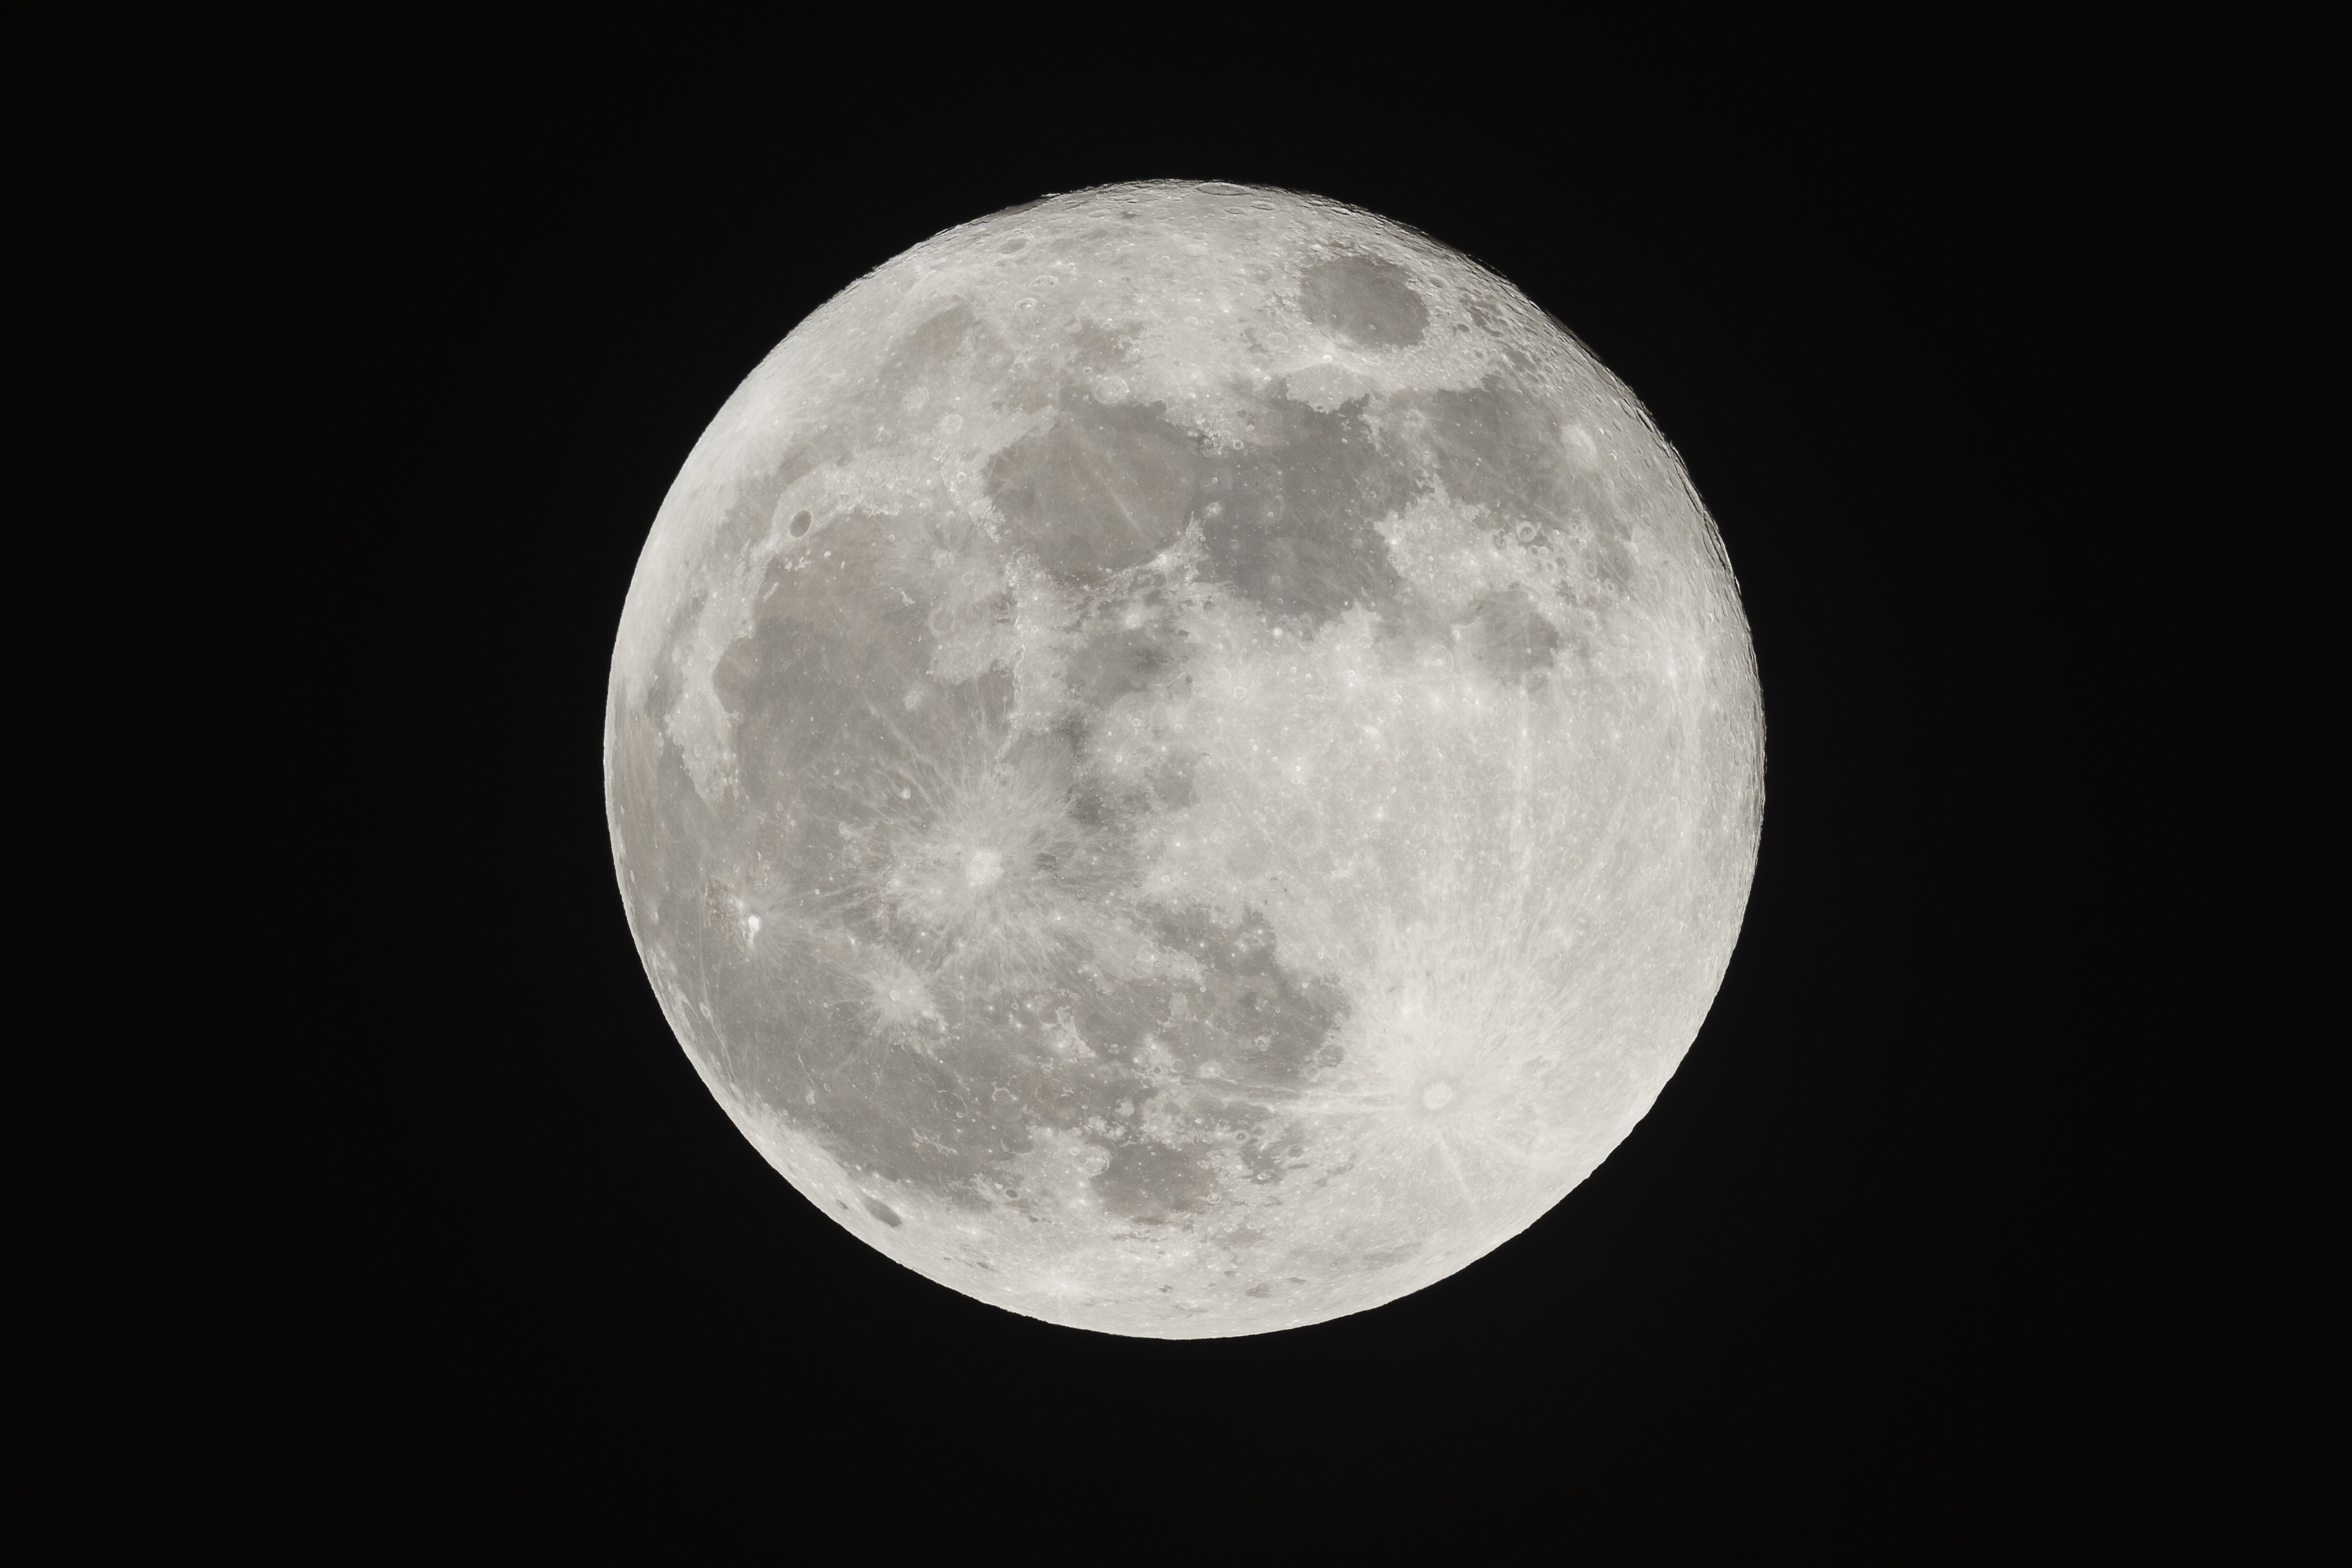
604, 180, 1763, 1337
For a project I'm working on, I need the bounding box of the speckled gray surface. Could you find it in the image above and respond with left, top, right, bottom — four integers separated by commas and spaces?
606, 181, 1762, 1337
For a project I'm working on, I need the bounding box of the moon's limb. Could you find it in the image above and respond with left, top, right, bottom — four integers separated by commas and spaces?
605, 181, 1762, 1337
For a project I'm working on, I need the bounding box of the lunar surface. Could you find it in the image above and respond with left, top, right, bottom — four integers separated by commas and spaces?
605, 181, 1763, 1337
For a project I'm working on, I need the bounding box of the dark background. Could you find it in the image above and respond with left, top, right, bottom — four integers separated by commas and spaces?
294, 33, 2161, 1527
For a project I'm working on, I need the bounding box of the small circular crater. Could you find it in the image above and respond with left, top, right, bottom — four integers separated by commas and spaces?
1515, 520, 1539, 543
1421, 1082, 1455, 1110
789, 510, 812, 537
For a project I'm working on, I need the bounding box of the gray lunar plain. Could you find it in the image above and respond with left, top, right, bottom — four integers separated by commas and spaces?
605, 180, 1763, 1337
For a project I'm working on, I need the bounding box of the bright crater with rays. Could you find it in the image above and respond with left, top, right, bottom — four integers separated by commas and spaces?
605, 181, 1763, 1337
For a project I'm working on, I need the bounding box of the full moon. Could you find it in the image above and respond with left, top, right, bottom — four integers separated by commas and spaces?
605, 181, 1762, 1337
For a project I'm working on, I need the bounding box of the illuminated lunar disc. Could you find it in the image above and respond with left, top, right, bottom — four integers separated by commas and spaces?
604, 180, 1763, 1338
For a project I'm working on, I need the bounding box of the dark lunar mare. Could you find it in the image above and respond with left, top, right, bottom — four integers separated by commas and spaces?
1386, 378, 1638, 593
1298, 255, 1431, 350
